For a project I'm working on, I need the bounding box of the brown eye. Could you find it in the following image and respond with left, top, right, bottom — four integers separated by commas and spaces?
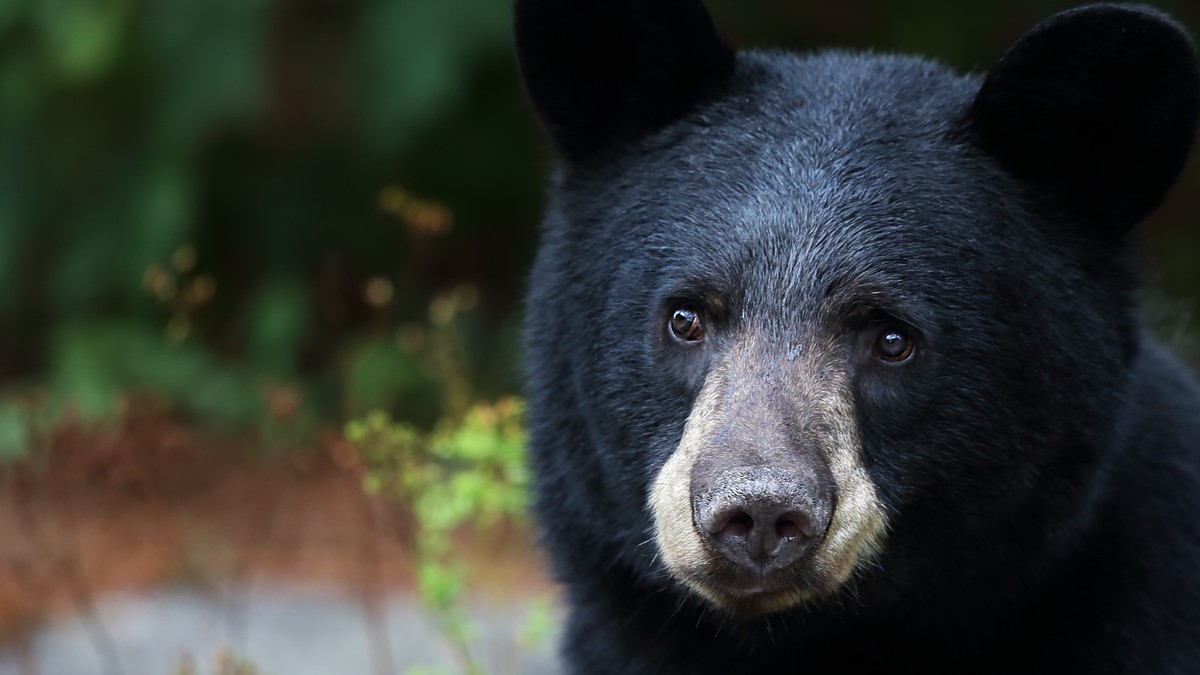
670, 308, 705, 342
876, 327, 914, 362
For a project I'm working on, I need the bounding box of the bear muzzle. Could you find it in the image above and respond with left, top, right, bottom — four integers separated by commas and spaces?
650, 349, 888, 615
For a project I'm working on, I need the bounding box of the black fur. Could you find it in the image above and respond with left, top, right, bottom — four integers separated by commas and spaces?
518, 3, 1200, 673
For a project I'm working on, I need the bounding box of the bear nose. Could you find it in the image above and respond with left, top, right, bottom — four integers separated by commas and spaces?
693, 467, 831, 572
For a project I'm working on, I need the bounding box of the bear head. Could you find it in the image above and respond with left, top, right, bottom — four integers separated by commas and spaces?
517, 1, 1200, 618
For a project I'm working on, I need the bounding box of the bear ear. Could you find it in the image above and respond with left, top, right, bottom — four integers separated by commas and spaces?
514, 0, 735, 161
969, 4, 1200, 235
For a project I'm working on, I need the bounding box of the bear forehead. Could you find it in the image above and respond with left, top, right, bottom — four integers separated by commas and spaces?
607, 51, 983, 181
565, 51, 1008, 246
729, 51, 979, 135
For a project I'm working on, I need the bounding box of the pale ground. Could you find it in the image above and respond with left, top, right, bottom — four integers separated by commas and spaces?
0, 583, 561, 675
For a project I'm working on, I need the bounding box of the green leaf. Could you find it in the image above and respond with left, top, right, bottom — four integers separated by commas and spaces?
342, 338, 440, 423
417, 561, 465, 612
244, 275, 312, 380
31, 0, 129, 83
0, 402, 30, 463
355, 0, 510, 157
518, 597, 557, 651
50, 319, 264, 426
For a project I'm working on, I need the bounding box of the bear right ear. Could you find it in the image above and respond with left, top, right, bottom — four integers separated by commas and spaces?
969, 4, 1200, 236
514, 0, 734, 161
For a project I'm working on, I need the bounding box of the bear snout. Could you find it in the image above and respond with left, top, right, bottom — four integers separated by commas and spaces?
693, 466, 833, 574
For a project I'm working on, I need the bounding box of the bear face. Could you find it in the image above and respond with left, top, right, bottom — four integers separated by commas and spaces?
518, 1, 1200, 670
529, 50, 1141, 616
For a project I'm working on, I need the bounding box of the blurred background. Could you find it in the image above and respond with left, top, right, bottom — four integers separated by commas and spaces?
0, 1, 1197, 674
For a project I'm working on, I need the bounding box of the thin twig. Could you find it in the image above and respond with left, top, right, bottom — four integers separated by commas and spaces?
357, 480, 396, 675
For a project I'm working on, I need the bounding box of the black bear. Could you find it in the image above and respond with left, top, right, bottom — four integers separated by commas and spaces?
516, 1, 1200, 672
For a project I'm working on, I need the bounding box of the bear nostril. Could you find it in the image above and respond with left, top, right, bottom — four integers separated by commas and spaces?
724, 510, 753, 536
774, 514, 807, 541
705, 509, 754, 537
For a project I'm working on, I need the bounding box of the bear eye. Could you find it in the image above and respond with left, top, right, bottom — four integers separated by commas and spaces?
669, 308, 705, 342
875, 327, 915, 363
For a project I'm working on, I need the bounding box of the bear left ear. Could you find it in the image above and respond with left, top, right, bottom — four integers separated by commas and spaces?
969, 4, 1200, 235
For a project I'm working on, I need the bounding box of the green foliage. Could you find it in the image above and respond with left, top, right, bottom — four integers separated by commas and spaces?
0, 0, 540, 453
357, 0, 512, 159
0, 400, 31, 462
516, 597, 556, 653
243, 275, 312, 381
50, 319, 264, 425
342, 336, 441, 425
347, 398, 536, 675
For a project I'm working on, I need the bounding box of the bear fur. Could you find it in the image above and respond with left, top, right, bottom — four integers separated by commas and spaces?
517, 2, 1200, 673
